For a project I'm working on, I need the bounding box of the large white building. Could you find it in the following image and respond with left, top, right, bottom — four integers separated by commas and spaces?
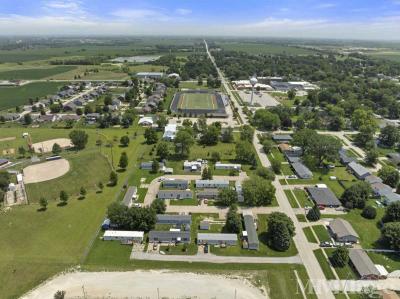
103, 230, 144, 243
163, 124, 177, 141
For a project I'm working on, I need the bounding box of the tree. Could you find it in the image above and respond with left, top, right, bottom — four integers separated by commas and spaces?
156, 142, 170, 160
221, 127, 234, 143
379, 125, 400, 148
118, 152, 128, 170
381, 222, 400, 250
252, 109, 280, 130
144, 128, 158, 144
18, 146, 26, 157
151, 160, 160, 173
120, 135, 130, 147
341, 182, 371, 209
156, 115, 168, 129
256, 167, 275, 180
235, 141, 256, 164
54, 290, 66, 299
109, 171, 118, 186
383, 201, 400, 223
242, 176, 275, 206
200, 124, 220, 145
107, 202, 156, 232
365, 149, 379, 166
216, 189, 238, 206
97, 181, 104, 192
262, 139, 274, 154
69, 130, 89, 150
225, 205, 242, 233
240, 125, 254, 143
52, 143, 62, 155
211, 151, 221, 163
151, 199, 166, 214
287, 89, 296, 101
79, 186, 87, 198
359, 286, 382, 299
24, 113, 32, 125
362, 205, 377, 219
267, 212, 295, 236
201, 167, 213, 180
39, 197, 48, 210
351, 109, 377, 130
355, 125, 376, 149
331, 246, 349, 267
271, 159, 281, 174
174, 129, 194, 157
59, 190, 68, 205
306, 205, 321, 221
378, 166, 400, 188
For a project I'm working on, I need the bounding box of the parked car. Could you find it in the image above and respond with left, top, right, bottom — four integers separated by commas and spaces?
320, 242, 333, 248
287, 175, 297, 179
204, 245, 209, 253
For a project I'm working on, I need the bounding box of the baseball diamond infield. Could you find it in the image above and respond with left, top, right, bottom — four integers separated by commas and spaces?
170, 90, 228, 117
23, 159, 70, 184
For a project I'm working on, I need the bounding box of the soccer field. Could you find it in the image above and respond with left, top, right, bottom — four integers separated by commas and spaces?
178, 93, 217, 110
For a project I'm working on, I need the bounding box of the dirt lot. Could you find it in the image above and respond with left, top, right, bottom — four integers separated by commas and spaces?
22, 270, 266, 299
0, 136, 16, 142
23, 159, 70, 183
32, 138, 72, 153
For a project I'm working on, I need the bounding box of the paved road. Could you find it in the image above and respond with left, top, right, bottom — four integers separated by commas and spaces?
131, 251, 302, 264
328, 278, 400, 292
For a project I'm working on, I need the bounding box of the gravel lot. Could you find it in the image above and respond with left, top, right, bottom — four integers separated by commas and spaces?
22, 270, 267, 299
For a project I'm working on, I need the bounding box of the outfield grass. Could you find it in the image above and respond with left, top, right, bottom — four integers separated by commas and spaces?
25, 151, 111, 202
0, 82, 64, 111
0, 66, 76, 80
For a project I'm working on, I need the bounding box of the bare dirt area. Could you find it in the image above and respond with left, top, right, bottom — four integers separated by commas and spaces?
23, 159, 70, 183
0, 136, 16, 142
32, 138, 72, 153
22, 270, 267, 299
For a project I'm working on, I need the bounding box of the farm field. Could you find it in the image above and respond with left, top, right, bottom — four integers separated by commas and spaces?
0, 82, 65, 111
216, 42, 318, 55
367, 50, 400, 62
0, 66, 76, 80
0, 125, 159, 299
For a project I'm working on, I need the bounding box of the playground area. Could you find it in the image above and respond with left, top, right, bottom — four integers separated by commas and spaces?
23, 158, 70, 183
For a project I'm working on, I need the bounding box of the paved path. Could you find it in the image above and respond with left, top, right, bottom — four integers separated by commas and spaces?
131, 251, 302, 264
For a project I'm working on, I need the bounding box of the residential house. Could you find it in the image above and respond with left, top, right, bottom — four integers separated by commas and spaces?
328, 218, 359, 243
140, 161, 165, 170
156, 214, 192, 226
162, 179, 189, 190
183, 160, 202, 172
122, 186, 137, 208
157, 190, 193, 200
339, 148, 356, 165
196, 189, 219, 200
163, 124, 177, 141
149, 231, 190, 244
291, 162, 313, 179
103, 230, 144, 243
347, 162, 371, 179
272, 134, 292, 143
215, 162, 241, 171
306, 186, 341, 208
243, 212, 259, 250
195, 180, 230, 189
349, 249, 383, 280
197, 233, 237, 246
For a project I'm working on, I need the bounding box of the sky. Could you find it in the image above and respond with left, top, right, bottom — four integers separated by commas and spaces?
0, 0, 399, 40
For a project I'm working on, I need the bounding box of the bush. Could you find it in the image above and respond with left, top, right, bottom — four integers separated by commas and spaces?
331, 246, 349, 267
361, 205, 377, 219
307, 205, 321, 221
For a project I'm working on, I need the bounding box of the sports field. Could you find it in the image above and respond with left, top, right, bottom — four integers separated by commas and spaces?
178, 92, 217, 110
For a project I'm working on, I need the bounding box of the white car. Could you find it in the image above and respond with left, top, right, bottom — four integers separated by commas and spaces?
133, 203, 142, 208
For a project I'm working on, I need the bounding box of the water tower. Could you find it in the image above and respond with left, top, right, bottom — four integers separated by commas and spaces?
250, 75, 258, 105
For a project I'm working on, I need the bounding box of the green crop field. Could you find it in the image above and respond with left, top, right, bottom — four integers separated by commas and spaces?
0, 66, 76, 80
217, 42, 317, 55
178, 92, 217, 110
0, 82, 65, 111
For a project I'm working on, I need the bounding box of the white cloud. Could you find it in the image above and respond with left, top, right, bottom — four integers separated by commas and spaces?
175, 8, 192, 16
316, 3, 336, 9
42, 0, 87, 18
240, 17, 326, 29
110, 8, 171, 21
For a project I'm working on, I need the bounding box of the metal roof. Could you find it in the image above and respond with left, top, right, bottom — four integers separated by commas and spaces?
307, 186, 341, 206
157, 190, 193, 199
197, 233, 238, 242
243, 214, 259, 248
349, 249, 380, 278
104, 230, 144, 238
364, 175, 383, 185
149, 230, 190, 239
122, 186, 137, 207
272, 134, 292, 141
156, 214, 192, 224
291, 162, 313, 179
348, 162, 371, 178
329, 219, 359, 239
163, 179, 189, 186
196, 189, 219, 196
195, 179, 230, 185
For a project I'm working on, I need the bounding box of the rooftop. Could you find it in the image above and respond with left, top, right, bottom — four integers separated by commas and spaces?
307, 186, 341, 206
329, 218, 359, 239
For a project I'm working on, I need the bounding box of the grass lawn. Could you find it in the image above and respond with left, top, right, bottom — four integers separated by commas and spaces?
312, 225, 331, 243
25, 151, 111, 202
179, 81, 215, 90
313, 249, 336, 280
325, 249, 358, 280
303, 227, 318, 243
0, 125, 160, 299
296, 214, 307, 222
284, 190, 299, 208
0, 82, 65, 111
0, 66, 76, 80
293, 189, 312, 207
267, 148, 285, 163
169, 198, 199, 206
281, 163, 294, 176
211, 214, 298, 257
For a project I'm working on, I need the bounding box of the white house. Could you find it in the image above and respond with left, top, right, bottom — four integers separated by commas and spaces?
195, 179, 230, 189
215, 162, 241, 171
138, 117, 154, 126
103, 230, 144, 243
163, 124, 177, 141
184, 160, 202, 172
